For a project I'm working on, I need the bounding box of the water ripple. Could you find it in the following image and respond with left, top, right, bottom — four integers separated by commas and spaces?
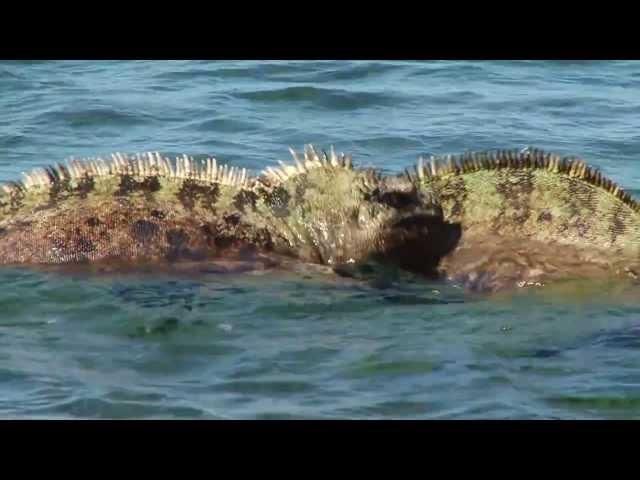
2, 61, 640, 419
234, 86, 404, 110
36, 106, 152, 128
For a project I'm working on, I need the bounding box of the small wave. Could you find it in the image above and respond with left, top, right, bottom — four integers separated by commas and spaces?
153, 68, 224, 81
351, 136, 425, 151
590, 324, 640, 349
0, 367, 32, 383
290, 62, 401, 82
545, 395, 640, 412
153, 63, 310, 82
210, 379, 316, 396
336, 400, 431, 418
22, 396, 210, 419
210, 64, 304, 79
0, 134, 27, 149
345, 358, 439, 379
104, 389, 166, 403
537, 97, 594, 109
36, 107, 152, 128
421, 90, 485, 105
408, 62, 489, 78
112, 281, 205, 311
193, 117, 261, 133
0, 68, 25, 81
155, 62, 324, 82
381, 294, 463, 306
235, 86, 402, 110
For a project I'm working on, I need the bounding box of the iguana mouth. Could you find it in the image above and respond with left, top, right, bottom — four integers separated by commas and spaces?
383, 209, 461, 276
382, 211, 443, 253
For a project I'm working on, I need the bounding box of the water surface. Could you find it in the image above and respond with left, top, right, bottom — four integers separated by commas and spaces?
2, 60, 640, 419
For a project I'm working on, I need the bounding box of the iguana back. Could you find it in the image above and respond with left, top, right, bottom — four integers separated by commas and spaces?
0, 146, 442, 268
413, 149, 640, 291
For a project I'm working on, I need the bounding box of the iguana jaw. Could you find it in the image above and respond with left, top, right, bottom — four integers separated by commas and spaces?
381, 212, 461, 276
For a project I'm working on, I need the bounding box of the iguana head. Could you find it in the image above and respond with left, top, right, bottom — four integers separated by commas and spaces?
250, 145, 447, 267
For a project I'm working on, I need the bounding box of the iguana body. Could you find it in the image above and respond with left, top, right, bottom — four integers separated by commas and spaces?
2, 145, 639, 293
0, 146, 442, 269
412, 149, 640, 291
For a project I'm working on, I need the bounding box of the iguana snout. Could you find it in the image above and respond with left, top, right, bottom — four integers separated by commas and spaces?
370, 175, 459, 274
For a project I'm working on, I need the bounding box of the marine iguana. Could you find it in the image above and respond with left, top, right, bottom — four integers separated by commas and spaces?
1, 145, 638, 293
409, 148, 640, 292
0, 145, 444, 269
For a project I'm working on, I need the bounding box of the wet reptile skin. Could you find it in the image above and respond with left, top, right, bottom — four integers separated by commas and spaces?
2, 146, 638, 292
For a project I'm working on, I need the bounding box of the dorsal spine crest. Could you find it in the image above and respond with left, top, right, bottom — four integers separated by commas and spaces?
415, 148, 640, 213
3, 151, 252, 198
261, 144, 354, 184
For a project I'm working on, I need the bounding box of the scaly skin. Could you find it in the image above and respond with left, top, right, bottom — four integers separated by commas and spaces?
3, 145, 639, 293
0, 146, 443, 269
412, 148, 640, 291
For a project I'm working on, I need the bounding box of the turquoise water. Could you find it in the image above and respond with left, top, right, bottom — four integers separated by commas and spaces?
2, 60, 640, 419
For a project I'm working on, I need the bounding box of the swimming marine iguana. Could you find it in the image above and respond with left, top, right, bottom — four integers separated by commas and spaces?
407, 148, 640, 292
0, 145, 444, 269
1, 145, 638, 293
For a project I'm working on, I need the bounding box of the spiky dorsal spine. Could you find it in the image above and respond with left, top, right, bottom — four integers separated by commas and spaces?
261, 144, 353, 184
1, 151, 252, 197
414, 148, 640, 213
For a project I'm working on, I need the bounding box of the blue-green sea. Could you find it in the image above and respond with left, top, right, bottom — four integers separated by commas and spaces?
2, 60, 640, 419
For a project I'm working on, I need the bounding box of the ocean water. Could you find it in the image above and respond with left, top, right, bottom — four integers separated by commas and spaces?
2, 60, 640, 419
